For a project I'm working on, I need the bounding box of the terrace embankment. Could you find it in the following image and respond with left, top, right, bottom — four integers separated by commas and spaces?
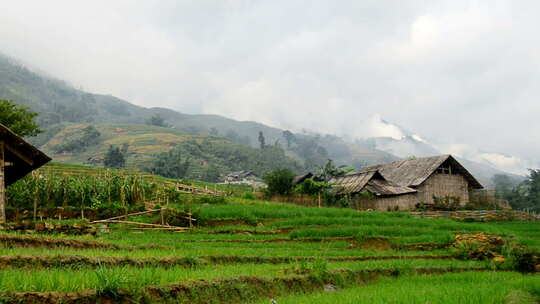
1, 267, 496, 304
0, 234, 166, 250
411, 210, 540, 222
0, 254, 454, 269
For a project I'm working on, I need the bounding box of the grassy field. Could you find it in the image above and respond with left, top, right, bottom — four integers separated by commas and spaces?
0, 191, 539, 303
256, 272, 540, 304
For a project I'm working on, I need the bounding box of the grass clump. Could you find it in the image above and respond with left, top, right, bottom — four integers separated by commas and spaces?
95, 266, 127, 298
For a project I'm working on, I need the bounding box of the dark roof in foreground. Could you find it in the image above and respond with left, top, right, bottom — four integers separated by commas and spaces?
361, 155, 483, 189
0, 124, 51, 186
329, 170, 417, 196
293, 172, 314, 185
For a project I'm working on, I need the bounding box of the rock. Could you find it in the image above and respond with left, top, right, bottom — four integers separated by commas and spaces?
324, 284, 337, 292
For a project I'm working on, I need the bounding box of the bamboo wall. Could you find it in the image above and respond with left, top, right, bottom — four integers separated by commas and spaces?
350, 193, 418, 211
416, 173, 469, 205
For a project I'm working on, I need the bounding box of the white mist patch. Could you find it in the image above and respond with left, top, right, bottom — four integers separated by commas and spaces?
367, 114, 405, 140
478, 153, 529, 176
438, 143, 530, 176
411, 134, 426, 143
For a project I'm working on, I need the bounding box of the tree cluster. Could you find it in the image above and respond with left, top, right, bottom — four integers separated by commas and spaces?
103, 145, 126, 169
53, 125, 101, 153
0, 99, 42, 137
148, 149, 191, 179
493, 170, 540, 212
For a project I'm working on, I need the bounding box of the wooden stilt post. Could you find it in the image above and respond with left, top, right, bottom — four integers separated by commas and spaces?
0, 142, 5, 224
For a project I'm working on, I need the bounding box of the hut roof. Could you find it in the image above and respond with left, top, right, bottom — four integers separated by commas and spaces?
293, 172, 314, 185
0, 124, 51, 186
329, 170, 416, 196
364, 179, 418, 196
361, 155, 483, 189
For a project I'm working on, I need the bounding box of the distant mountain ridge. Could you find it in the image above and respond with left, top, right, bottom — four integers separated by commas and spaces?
0, 52, 521, 187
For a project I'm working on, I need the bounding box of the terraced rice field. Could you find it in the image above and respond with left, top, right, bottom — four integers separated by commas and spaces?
0, 199, 538, 303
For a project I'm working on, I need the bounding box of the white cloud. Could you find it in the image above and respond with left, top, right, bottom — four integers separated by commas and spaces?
439, 143, 532, 175
0, 0, 539, 166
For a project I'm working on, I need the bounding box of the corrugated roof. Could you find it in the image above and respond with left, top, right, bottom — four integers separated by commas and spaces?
329, 170, 417, 196
0, 123, 51, 186
361, 155, 483, 189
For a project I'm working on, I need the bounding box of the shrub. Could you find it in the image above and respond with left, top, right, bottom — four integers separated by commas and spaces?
502, 244, 540, 273
242, 192, 256, 200
197, 196, 228, 205
432, 195, 461, 211
263, 169, 295, 196
295, 179, 328, 196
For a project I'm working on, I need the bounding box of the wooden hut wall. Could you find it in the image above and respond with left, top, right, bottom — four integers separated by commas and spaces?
349, 193, 418, 211
415, 173, 470, 205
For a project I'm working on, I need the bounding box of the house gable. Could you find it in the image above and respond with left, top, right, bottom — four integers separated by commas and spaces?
361, 155, 483, 190
0, 124, 51, 186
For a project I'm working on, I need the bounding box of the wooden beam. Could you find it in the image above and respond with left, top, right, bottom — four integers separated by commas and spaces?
4, 145, 33, 166
0, 142, 5, 224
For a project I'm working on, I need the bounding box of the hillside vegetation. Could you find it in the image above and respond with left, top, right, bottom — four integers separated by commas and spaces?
40, 123, 302, 180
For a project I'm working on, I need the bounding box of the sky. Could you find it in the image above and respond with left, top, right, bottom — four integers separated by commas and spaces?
1, 1, 539, 174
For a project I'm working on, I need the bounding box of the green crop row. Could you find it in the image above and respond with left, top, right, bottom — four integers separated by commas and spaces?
0, 259, 483, 293
6, 170, 180, 212
260, 271, 540, 304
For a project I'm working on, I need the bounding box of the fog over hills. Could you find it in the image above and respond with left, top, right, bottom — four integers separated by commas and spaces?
361, 116, 535, 176
0, 52, 524, 187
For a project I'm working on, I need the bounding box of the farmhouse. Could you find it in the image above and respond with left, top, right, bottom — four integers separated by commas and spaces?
330, 155, 483, 211
0, 124, 51, 223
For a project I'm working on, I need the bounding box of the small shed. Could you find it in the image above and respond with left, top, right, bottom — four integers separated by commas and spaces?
0, 124, 51, 222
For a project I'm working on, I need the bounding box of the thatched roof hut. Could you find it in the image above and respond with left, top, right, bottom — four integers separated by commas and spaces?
0, 123, 51, 222
330, 155, 484, 211
329, 170, 416, 197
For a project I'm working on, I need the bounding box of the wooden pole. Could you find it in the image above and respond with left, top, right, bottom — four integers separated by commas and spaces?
0, 142, 5, 224
33, 179, 38, 221
318, 192, 321, 208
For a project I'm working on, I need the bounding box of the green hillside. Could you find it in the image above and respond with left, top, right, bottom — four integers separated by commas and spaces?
0, 53, 396, 171
40, 123, 302, 181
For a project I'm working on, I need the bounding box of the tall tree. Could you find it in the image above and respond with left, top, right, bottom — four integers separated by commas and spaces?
492, 174, 514, 199
315, 159, 352, 182
282, 130, 295, 148
525, 169, 540, 210
103, 145, 126, 169
146, 114, 168, 127
258, 131, 266, 149
149, 149, 190, 178
0, 100, 42, 137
